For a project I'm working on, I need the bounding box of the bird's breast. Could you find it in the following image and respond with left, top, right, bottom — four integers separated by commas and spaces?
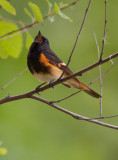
33, 65, 63, 82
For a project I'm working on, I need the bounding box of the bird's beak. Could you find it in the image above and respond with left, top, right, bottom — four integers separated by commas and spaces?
35, 31, 43, 44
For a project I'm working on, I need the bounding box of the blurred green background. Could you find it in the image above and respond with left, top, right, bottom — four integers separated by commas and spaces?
0, 0, 118, 159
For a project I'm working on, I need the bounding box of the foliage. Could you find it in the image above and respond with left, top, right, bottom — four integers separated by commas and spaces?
0, 21, 22, 58
27, 2, 43, 22
0, 0, 16, 15
54, 2, 72, 22
0, 0, 72, 59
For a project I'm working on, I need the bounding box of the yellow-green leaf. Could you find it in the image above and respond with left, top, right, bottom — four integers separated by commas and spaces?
28, 2, 43, 22
0, 148, 8, 155
26, 32, 33, 50
0, 21, 22, 59
54, 2, 72, 22
0, 0, 16, 15
54, 2, 59, 14
58, 10, 72, 22
24, 8, 33, 20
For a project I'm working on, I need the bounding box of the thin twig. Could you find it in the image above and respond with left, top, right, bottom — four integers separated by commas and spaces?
0, 30, 27, 41
0, 17, 22, 25
0, 22, 38, 39
59, 0, 92, 79
94, 33, 103, 118
0, 0, 79, 40
61, 0, 80, 11
100, 0, 107, 61
31, 95, 118, 130
0, 68, 28, 93
0, 22, 42, 41
91, 115, 118, 120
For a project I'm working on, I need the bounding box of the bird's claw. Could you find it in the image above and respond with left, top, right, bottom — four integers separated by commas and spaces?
49, 80, 55, 89
35, 82, 46, 94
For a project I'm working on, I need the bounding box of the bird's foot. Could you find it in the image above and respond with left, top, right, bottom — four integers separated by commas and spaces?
49, 80, 55, 89
35, 82, 46, 95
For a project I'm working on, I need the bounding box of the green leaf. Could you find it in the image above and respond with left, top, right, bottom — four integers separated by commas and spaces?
0, 0, 16, 15
25, 32, 33, 50
0, 21, 22, 59
54, 2, 59, 14
24, 8, 33, 20
58, 10, 72, 22
54, 2, 72, 22
0, 148, 7, 155
28, 2, 43, 22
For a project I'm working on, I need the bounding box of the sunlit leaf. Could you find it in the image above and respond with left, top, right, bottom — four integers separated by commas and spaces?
24, 8, 33, 20
0, 148, 8, 155
0, 21, 23, 59
28, 2, 43, 22
25, 32, 33, 50
54, 3, 72, 22
0, 0, 16, 15
54, 2, 59, 14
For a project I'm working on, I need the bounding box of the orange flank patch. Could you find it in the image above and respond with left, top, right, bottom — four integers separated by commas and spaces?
39, 53, 63, 79
39, 53, 54, 67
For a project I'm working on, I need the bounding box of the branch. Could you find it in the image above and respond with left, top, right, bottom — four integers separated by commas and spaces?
94, 33, 103, 118
0, 0, 80, 40
0, 52, 118, 105
0, 17, 22, 25
0, 22, 38, 40
30, 95, 118, 130
51, 61, 118, 103
59, 0, 91, 79
0, 68, 28, 93
100, 0, 107, 61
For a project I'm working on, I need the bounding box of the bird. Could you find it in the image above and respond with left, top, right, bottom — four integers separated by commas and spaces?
27, 31, 101, 98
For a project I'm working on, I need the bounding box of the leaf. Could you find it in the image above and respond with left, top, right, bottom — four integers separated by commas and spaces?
54, 2, 59, 14
28, 2, 43, 22
54, 3, 72, 22
0, 0, 16, 15
0, 148, 8, 155
0, 21, 23, 59
24, 8, 33, 20
25, 32, 33, 50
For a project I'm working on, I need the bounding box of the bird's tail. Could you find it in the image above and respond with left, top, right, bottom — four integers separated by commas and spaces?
63, 78, 101, 99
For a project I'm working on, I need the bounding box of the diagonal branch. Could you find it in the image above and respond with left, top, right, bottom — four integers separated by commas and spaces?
0, 0, 80, 40
0, 68, 28, 93
30, 95, 118, 130
59, 0, 92, 79
100, 0, 107, 61
0, 52, 118, 105
50, 61, 118, 103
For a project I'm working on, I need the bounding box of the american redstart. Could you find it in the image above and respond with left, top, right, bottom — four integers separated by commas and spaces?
27, 31, 101, 98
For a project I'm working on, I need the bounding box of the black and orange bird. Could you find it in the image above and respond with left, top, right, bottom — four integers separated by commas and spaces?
27, 31, 101, 98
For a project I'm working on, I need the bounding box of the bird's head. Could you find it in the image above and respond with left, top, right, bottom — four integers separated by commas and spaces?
34, 31, 49, 47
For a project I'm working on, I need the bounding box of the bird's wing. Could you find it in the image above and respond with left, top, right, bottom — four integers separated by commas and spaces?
43, 49, 74, 75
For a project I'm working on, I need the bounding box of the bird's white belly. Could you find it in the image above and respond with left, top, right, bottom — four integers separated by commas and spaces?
33, 66, 63, 82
